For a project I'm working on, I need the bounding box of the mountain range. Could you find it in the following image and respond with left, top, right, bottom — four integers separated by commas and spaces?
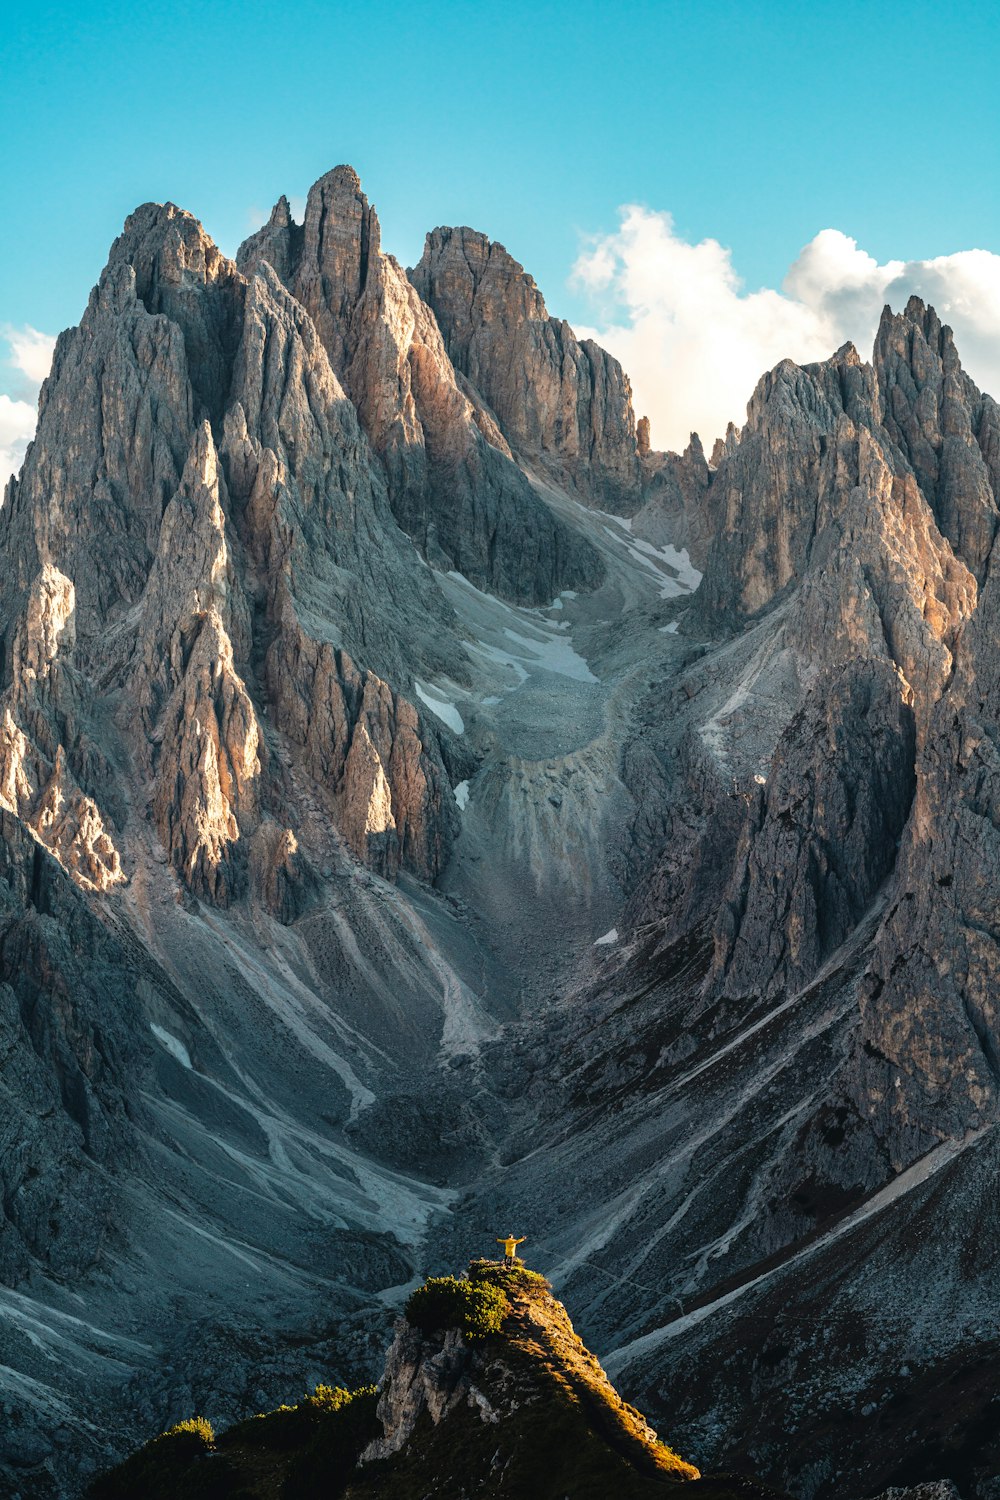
1, 163, 999, 1500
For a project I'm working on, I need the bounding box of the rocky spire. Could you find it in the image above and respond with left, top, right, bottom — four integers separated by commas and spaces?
238, 169, 602, 605
874, 294, 1000, 579
695, 342, 880, 624
411, 224, 644, 511
1, 190, 474, 906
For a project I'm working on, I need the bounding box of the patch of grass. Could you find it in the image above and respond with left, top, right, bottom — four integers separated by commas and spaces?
86, 1416, 217, 1499
468, 1258, 551, 1293
405, 1274, 510, 1340
282, 1385, 380, 1497
86, 1387, 378, 1500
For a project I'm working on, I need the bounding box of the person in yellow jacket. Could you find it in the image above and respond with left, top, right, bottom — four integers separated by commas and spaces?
497, 1234, 526, 1266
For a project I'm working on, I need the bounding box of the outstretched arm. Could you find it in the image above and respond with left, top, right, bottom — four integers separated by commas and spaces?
514, 1237, 526, 1245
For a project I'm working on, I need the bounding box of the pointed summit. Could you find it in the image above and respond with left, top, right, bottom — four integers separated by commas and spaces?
875, 295, 1000, 577
238, 165, 602, 604
412, 224, 644, 511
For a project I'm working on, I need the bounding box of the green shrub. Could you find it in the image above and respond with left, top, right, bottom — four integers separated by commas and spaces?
85, 1416, 215, 1498
405, 1275, 510, 1339
221, 1383, 379, 1455
162, 1415, 215, 1445
301, 1382, 361, 1414
282, 1386, 380, 1498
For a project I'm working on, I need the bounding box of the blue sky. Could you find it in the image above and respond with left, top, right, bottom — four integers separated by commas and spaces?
3, 0, 1000, 464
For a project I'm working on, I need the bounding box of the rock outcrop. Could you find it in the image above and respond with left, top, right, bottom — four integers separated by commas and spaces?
239, 169, 602, 604
875, 295, 1000, 579
1, 180, 481, 910
411, 224, 644, 510
354, 1268, 749, 1496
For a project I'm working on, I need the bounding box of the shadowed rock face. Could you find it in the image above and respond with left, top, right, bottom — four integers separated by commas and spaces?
239, 168, 603, 605
711, 658, 917, 1004
0, 809, 155, 1285
854, 523, 1000, 1166
411, 224, 644, 512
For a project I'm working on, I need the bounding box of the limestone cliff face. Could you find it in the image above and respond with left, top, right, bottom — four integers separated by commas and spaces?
238, 168, 602, 605
411, 224, 644, 511
0, 810, 144, 1284
631, 322, 976, 1016
875, 295, 1000, 580
0, 566, 124, 892
709, 425, 975, 1005
854, 522, 1000, 1164
0, 184, 479, 911
671, 300, 1000, 1170
265, 617, 456, 881
696, 343, 880, 623
711, 659, 917, 1002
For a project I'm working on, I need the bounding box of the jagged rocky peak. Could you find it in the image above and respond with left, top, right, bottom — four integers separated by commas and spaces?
710, 420, 740, 468
642, 311, 981, 1017
238, 166, 603, 605
108, 199, 245, 422
411, 223, 645, 511
875, 293, 1000, 578
0, 178, 484, 912
692, 317, 997, 633
695, 339, 881, 623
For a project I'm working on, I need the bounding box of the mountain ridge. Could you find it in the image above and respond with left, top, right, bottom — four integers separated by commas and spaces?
1, 163, 998, 1499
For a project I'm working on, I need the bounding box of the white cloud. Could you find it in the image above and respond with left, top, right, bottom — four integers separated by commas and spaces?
0, 393, 38, 491
572, 209, 1000, 454
0, 325, 56, 491
5, 324, 56, 386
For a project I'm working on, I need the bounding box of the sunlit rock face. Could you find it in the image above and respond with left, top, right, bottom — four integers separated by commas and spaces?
875, 295, 1000, 581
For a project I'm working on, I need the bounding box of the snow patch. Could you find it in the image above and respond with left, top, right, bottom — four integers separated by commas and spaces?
501, 628, 598, 683
454, 780, 470, 810
414, 682, 465, 735
601, 524, 702, 599
150, 1024, 192, 1070
660, 621, 679, 634
594, 928, 619, 946
469, 639, 530, 685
